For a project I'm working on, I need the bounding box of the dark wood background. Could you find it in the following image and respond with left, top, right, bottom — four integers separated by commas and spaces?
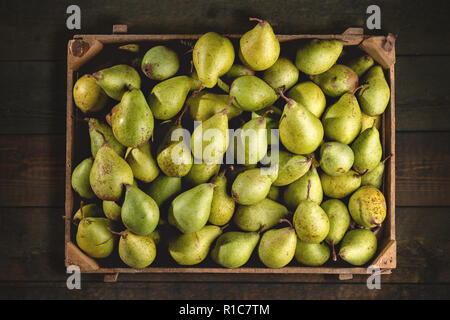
0, 0, 449, 300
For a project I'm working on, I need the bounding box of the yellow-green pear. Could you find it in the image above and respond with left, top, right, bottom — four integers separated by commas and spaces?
211, 231, 260, 268
231, 166, 278, 205
73, 202, 102, 221
351, 126, 382, 174
339, 229, 377, 266
321, 199, 350, 260
169, 225, 223, 265
348, 186, 387, 228
76, 217, 115, 258
239, 18, 280, 71
209, 170, 235, 226
73, 75, 107, 113
360, 112, 381, 133
270, 151, 313, 187
141, 45, 179, 80
347, 54, 374, 77
184, 161, 221, 186
320, 170, 361, 199
111, 89, 154, 147
229, 75, 278, 112
295, 39, 343, 75
102, 201, 121, 221
193, 32, 235, 88
125, 141, 159, 183
357, 66, 390, 116
311, 64, 358, 98
319, 142, 354, 176
86, 118, 125, 158
92, 64, 141, 101
71, 157, 95, 199
187, 92, 242, 121
284, 167, 323, 210
295, 241, 330, 266
147, 175, 182, 207
278, 92, 324, 155
263, 57, 299, 90
287, 81, 326, 118
117, 230, 156, 268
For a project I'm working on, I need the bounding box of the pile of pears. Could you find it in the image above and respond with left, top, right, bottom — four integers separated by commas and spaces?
71, 18, 390, 270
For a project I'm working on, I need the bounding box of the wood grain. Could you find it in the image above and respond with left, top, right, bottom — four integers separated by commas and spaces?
0, 0, 448, 61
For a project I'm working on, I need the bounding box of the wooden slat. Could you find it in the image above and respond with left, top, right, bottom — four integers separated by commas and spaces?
0, 207, 448, 283
396, 132, 450, 206
0, 0, 449, 61
1, 132, 448, 207
0, 282, 448, 299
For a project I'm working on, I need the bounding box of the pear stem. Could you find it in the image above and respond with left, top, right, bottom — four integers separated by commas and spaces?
257, 224, 266, 234
220, 223, 230, 231
357, 169, 369, 177
107, 227, 127, 239
94, 129, 108, 146
80, 201, 85, 220
190, 60, 194, 73
227, 95, 235, 107
352, 85, 364, 95
277, 88, 295, 106
176, 104, 189, 126
306, 180, 312, 200
331, 240, 337, 261
249, 17, 265, 26
279, 218, 294, 229
191, 85, 205, 97
372, 118, 377, 128
260, 109, 274, 121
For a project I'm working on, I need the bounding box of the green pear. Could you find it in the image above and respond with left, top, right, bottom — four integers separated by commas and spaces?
361, 155, 391, 189
229, 75, 278, 112
284, 167, 323, 210
320, 170, 361, 199
118, 230, 156, 268
258, 221, 297, 268
76, 217, 115, 258
263, 57, 299, 90
231, 166, 278, 205
89, 134, 134, 201
322, 92, 362, 144
157, 119, 193, 178
184, 161, 220, 186
169, 225, 222, 265
321, 199, 350, 260
148, 75, 194, 120
351, 126, 382, 173
295, 241, 330, 266
73, 75, 107, 113
339, 229, 377, 266
73, 202, 102, 221
92, 64, 141, 101
287, 81, 326, 118
187, 92, 242, 121
357, 66, 390, 116
121, 185, 159, 236
293, 180, 329, 243
239, 18, 280, 71
349, 186, 387, 228
111, 89, 154, 147
295, 39, 343, 75
87, 118, 125, 158
234, 110, 271, 165
72, 157, 95, 199
252, 109, 280, 146
102, 201, 121, 221
147, 175, 182, 207
193, 32, 235, 88
211, 231, 260, 268
360, 112, 381, 133
149, 229, 160, 245
234, 198, 289, 232
311, 64, 358, 97
209, 170, 236, 226
125, 142, 159, 183
168, 183, 215, 233
191, 109, 229, 164
319, 142, 354, 176
278, 93, 324, 155
270, 151, 312, 187
141, 45, 179, 80
223, 64, 254, 80
267, 185, 281, 202
347, 54, 374, 77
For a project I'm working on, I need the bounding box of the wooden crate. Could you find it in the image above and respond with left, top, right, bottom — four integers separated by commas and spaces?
65, 26, 396, 282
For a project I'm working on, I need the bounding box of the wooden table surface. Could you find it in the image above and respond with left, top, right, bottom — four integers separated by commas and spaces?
0, 0, 449, 300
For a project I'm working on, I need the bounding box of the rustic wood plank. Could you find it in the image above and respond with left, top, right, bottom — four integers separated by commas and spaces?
0, 282, 448, 299
0, 135, 65, 207
0, 207, 448, 283
0, 56, 449, 134
396, 132, 450, 206
0, 0, 448, 61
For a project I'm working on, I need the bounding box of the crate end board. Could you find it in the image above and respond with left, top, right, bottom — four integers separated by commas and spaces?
65, 30, 396, 279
